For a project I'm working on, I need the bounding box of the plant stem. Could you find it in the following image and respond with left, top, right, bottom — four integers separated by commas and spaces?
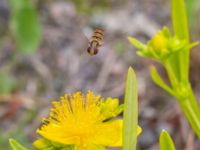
178, 87, 200, 138
164, 60, 200, 138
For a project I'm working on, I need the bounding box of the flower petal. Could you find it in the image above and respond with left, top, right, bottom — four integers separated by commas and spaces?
93, 120, 142, 147
37, 127, 78, 145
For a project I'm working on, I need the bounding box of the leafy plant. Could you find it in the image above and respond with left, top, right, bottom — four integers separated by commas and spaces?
129, 0, 200, 138
8, 0, 200, 149
9, 0, 42, 54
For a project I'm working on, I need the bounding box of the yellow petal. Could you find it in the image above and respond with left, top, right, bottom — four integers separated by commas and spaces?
93, 120, 142, 147
137, 126, 142, 135
92, 120, 122, 146
37, 128, 78, 145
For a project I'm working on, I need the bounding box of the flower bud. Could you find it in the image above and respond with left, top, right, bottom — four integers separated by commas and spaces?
149, 32, 167, 53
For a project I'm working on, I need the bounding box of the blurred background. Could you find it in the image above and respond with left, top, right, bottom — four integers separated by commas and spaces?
0, 0, 200, 149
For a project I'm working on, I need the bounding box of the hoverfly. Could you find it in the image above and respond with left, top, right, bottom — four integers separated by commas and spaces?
87, 28, 105, 56
79, 24, 129, 57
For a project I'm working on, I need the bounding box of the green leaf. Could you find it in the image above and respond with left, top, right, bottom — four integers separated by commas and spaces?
128, 37, 147, 51
0, 72, 16, 94
150, 66, 175, 96
171, 0, 190, 82
9, 0, 42, 54
189, 41, 199, 49
123, 67, 138, 150
159, 130, 176, 150
172, 0, 189, 41
162, 26, 171, 38
9, 139, 28, 150
9, 0, 30, 12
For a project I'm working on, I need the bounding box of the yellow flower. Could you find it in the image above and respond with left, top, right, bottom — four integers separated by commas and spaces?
150, 32, 167, 53
36, 91, 141, 150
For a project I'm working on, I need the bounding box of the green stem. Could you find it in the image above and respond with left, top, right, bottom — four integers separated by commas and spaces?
164, 61, 178, 88
164, 60, 200, 137
178, 87, 200, 138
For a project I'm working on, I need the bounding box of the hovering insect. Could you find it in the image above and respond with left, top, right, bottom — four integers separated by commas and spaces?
87, 28, 105, 56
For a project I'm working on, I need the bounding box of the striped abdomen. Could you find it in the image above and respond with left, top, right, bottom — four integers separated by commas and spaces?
87, 28, 104, 55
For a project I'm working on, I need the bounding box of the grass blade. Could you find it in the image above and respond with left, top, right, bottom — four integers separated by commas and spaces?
123, 67, 138, 150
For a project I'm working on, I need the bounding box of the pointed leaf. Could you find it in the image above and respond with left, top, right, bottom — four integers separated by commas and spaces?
9, 139, 28, 150
189, 41, 199, 49
123, 67, 138, 150
150, 66, 175, 96
128, 37, 147, 51
159, 130, 176, 150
